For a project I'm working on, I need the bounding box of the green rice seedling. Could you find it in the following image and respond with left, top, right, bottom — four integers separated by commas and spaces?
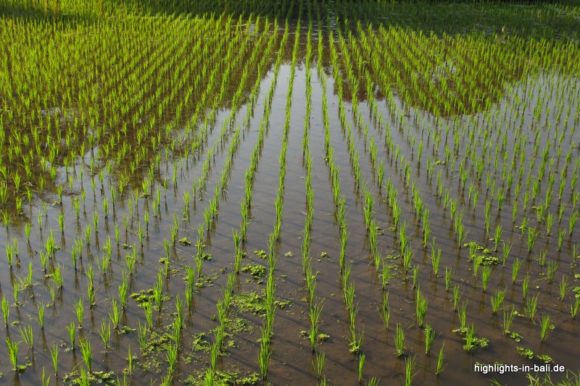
380, 262, 391, 289
458, 303, 468, 330
463, 325, 477, 352
19, 325, 34, 352
491, 290, 505, 314
452, 286, 461, 311
405, 356, 415, 386
395, 324, 405, 357
445, 268, 452, 291
13, 282, 20, 307
143, 301, 154, 329
431, 247, 441, 276
560, 276, 568, 301
109, 299, 120, 330
527, 227, 538, 253
415, 289, 428, 328
100, 320, 111, 350
435, 345, 445, 375
358, 353, 366, 383
570, 299, 579, 319
50, 344, 59, 375
545, 262, 558, 283
481, 266, 492, 292
80, 338, 92, 371
41, 368, 50, 386
537, 250, 547, 267
67, 322, 76, 350
76, 299, 84, 328
313, 352, 325, 380
6, 337, 19, 371
424, 325, 435, 355
526, 295, 539, 321
540, 314, 554, 341
137, 322, 148, 352
166, 343, 178, 375
127, 345, 134, 375
309, 302, 324, 351
2, 296, 9, 326
118, 280, 129, 310
557, 229, 566, 251
522, 274, 530, 300
258, 336, 271, 379
381, 292, 390, 329
494, 225, 502, 251
37, 303, 46, 329
502, 242, 511, 266
512, 258, 521, 284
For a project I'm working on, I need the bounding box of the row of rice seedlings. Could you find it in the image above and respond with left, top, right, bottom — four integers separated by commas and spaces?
333, 22, 439, 382
203, 26, 284, 383
314, 24, 370, 385
157, 18, 283, 384
325, 29, 372, 369
333, 27, 451, 380
258, 6, 301, 379
300, 20, 330, 385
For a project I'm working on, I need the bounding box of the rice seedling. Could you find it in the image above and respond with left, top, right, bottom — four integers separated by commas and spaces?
80, 338, 93, 371
559, 276, 568, 301
405, 356, 415, 386
490, 290, 505, 314
99, 321, 112, 350
481, 266, 492, 292
395, 324, 406, 357
512, 258, 521, 284
526, 295, 539, 321
358, 353, 366, 383
445, 268, 452, 291
571, 299, 579, 319
37, 303, 46, 329
313, 352, 326, 380
19, 326, 34, 352
415, 288, 428, 328
435, 345, 445, 376
6, 337, 20, 372
424, 325, 435, 355
50, 344, 59, 375
2, 296, 9, 327
540, 314, 554, 341
522, 274, 530, 300
67, 322, 76, 350
41, 368, 50, 386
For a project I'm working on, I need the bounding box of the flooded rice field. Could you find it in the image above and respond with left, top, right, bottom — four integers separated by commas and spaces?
0, 1, 579, 385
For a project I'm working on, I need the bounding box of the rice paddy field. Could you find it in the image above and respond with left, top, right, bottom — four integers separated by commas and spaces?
0, 0, 579, 385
